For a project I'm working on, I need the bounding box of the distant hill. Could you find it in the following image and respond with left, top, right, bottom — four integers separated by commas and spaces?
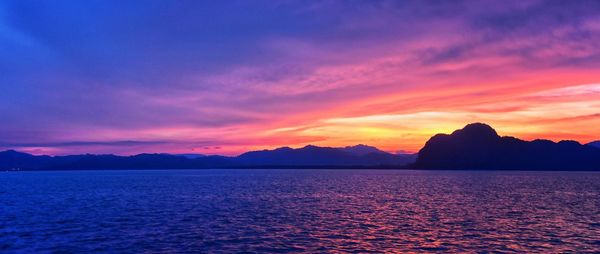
0, 145, 416, 170
237, 145, 415, 167
414, 123, 600, 170
4, 126, 598, 170
340, 144, 387, 156
587, 141, 600, 149
174, 153, 205, 159
0, 151, 236, 170
0, 150, 53, 169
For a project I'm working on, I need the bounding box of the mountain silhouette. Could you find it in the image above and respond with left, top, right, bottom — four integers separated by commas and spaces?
587, 141, 600, 149
2, 126, 599, 170
174, 153, 206, 159
236, 145, 414, 167
0, 150, 52, 169
414, 123, 600, 170
0, 151, 236, 170
0, 145, 415, 170
340, 144, 387, 156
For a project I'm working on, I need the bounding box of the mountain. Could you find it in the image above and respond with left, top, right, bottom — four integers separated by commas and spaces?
55, 154, 235, 170
414, 123, 600, 170
174, 153, 205, 159
236, 145, 415, 167
4, 126, 598, 170
0, 150, 52, 169
587, 141, 600, 149
340, 144, 386, 156
0, 150, 236, 170
0, 145, 416, 170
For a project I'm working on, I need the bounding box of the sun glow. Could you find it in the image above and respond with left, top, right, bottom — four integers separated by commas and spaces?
1, 1, 599, 155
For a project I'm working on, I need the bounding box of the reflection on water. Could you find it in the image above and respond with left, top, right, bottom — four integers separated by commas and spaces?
1, 169, 599, 252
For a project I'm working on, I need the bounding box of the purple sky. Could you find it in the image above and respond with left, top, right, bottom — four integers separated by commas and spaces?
1, 0, 600, 155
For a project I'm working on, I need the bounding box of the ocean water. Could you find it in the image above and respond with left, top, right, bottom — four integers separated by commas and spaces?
1, 169, 599, 253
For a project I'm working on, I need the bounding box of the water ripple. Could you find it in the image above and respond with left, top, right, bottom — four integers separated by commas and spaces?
1, 169, 599, 253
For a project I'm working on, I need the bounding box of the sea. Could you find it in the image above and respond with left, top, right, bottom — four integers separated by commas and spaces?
1, 169, 599, 253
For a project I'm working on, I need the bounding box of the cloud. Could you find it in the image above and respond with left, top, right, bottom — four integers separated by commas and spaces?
0, 0, 599, 155
529, 83, 600, 97
0, 140, 168, 148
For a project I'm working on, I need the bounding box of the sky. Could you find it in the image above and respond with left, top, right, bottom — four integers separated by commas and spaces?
1, 0, 599, 155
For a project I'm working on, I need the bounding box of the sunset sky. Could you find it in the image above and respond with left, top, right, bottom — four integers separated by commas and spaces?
1, 0, 599, 155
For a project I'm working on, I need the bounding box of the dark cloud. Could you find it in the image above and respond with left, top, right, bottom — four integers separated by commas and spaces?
0, 140, 169, 148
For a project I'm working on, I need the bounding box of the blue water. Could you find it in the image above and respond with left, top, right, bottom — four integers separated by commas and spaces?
1, 169, 599, 253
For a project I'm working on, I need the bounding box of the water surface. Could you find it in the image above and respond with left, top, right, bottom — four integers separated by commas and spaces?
1, 169, 599, 253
